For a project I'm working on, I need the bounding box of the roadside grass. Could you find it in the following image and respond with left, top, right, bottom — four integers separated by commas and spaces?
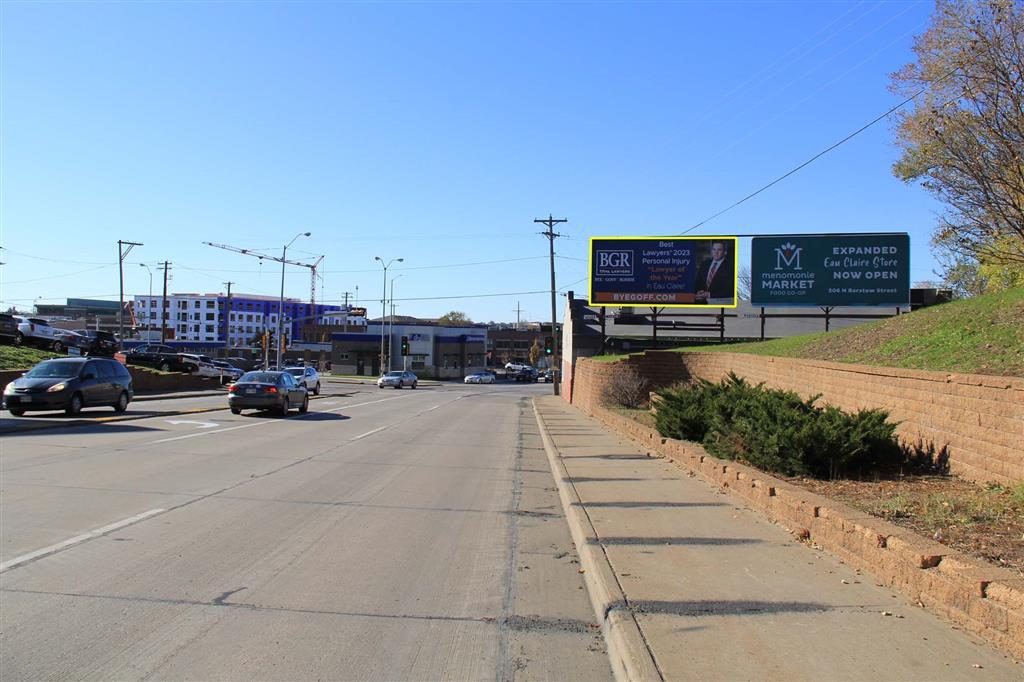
653, 288, 1024, 377
0, 345, 60, 371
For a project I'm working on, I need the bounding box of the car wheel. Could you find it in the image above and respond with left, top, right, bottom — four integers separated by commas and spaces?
299, 395, 309, 413
231, 407, 242, 415
412, 382, 417, 389
9, 408, 25, 417
314, 382, 320, 396
13, 332, 23, 347
113, 392, 129, 413
394, 383, 400, 389
279, 398, 290, 417
159, 362, 172, 372
65, 392, 83, 416
52, 340, 64, 353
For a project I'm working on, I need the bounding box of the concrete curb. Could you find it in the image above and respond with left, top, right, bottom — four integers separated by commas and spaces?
532, 398, 663, 682
1, 394, 332, 436
588, 403, 1024, 662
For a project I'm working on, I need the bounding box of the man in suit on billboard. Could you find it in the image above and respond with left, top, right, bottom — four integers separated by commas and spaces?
695, 241, 734, 303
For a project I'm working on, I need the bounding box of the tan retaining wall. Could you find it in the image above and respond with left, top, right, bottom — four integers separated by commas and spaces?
569, 352, 1023, 484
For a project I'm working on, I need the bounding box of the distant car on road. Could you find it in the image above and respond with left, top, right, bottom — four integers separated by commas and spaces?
226, 356, 261, 372
126, 345, 192, 372
504, 361, 531, 373
514, 367, 539, 383
541, 369, 556, 383
3, 357, 133, 416
285, 366, 321, 395
378, 370, 418, 389
178, 353, 221, 377
464, 372, 495, 384
228, 370, 309, 416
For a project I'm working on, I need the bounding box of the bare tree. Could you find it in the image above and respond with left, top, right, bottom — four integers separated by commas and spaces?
890, 0, 1024, 282
737, 266, 752, 301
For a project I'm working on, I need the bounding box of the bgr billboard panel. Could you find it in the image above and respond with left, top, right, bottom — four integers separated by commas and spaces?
588, 236, 738, 308
751, 234, 910, 307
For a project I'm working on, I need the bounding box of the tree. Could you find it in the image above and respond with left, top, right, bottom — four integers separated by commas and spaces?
737, 266, 752, 301
890, 0, 1024, 289
437, 311, 473, 326
529, 339, 541, 366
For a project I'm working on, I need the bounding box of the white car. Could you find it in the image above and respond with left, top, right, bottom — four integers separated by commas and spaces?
178, 353, 221, 378
212, 360, 244, 382
464, 372, 495, 384
504, 361, 531, 372
14, 316, 71, 352
378, 370, 418, 389
285, 366, 321, 395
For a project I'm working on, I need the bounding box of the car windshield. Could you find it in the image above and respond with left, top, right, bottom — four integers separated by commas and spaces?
239, 372, 279, 384
285, 368, 304, 376
25, 361, 84, 378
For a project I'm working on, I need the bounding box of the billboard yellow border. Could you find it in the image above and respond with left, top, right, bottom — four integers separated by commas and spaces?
587, 235, 739, 309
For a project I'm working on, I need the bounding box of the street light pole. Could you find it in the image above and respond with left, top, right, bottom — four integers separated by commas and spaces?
278, 232, 311, 369
374, 256, 403, 375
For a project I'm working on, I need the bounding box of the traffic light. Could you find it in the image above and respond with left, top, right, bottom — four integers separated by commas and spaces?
401, 336, 410, 356
544, 336, 554, 355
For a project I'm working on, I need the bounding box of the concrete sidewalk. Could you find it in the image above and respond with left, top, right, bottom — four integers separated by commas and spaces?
533, 396, 1020, 681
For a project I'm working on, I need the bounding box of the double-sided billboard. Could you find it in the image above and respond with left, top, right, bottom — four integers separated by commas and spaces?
751, 234, 910, 306
588, 236, 738, 307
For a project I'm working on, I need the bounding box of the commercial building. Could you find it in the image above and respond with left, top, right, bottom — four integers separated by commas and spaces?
487, 324, 560, 369
133, 293, 363, 345
331, 321, 487, 379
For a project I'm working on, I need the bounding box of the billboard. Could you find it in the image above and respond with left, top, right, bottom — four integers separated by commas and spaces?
751, 234, 910, 307
588, 236, 738, 307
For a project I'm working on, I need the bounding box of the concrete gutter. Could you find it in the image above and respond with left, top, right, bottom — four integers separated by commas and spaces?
532, 398, 663, 682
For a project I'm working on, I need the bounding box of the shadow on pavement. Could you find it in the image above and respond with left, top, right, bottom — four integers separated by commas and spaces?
572, 501, 729, 509
617, 599, 834, 617
588, 536, 764, 546
564, 476, 651, 483
1, 421, 162, 437
297, 412, 350, 422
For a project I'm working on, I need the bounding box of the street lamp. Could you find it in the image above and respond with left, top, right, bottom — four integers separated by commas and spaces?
389, 273, 404, 372
374, 256, 403, 374
278, 232, 311, 369
139, 263, 153, 338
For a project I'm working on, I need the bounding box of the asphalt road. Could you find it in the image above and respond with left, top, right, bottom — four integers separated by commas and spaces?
1, 382, 612, 681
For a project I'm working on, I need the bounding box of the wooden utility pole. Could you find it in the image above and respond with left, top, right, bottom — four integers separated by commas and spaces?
535, 214, 567, 396
158, 261, 171, 344
117, 240, 143, 341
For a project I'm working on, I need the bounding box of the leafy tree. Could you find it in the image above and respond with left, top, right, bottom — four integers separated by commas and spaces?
890, 0, 1024, 285
529, 339, 541, 366
437, 311, 473, 326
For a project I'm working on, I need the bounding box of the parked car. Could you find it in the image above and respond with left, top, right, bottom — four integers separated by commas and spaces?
178, 353, 221, 377
377, 370, 418, 389
228, 371, 309, 416
0, 313, 23, 346
14, 316, 69, 352
464, 372, 496, 384
541, 369, 556, 383
125, 345, 192, 372
71, 329, 120, 357
284, 366, 321, 395
212, 360, 244, 382
514, 367, 539, 382
226, 356, 261, 371
504, 361, 531, 372
3, 357, 133, 416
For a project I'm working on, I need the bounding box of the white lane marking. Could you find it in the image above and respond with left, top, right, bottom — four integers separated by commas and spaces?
165, 420, 219, 429
148, 395, 406, 444
321, 401, 338, 406
351, 426, 388, 441
0, 509, 166, 573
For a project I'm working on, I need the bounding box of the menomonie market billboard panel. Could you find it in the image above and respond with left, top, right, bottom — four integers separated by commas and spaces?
588, 236, 738, 308
750, 233, 910, 307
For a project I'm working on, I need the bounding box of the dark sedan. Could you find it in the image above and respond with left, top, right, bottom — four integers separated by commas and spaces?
72, 329, 120, 357
3, 357, 133, 416
228, 371, 309, 416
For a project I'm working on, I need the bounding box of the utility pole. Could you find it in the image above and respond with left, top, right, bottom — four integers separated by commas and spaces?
223, 281, 234, 349
513, 301, 522, 330
342, 291, 352, 307
158, 261, 171, 344
117, 240, 143, 341
535, 215, 566, 396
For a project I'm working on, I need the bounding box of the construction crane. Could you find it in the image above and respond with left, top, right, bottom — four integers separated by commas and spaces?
202, 241, 325, 310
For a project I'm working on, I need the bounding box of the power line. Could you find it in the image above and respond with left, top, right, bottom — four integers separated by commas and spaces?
684, 65, 959, 233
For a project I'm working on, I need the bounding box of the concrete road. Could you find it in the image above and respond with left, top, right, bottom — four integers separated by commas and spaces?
1, 382, 611, 680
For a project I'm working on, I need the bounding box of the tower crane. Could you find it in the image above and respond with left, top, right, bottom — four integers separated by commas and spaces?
202, 241, 325, 310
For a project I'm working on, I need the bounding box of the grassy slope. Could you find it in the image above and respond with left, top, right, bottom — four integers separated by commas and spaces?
593, 288, 1024, 377
0, 345, 61, 371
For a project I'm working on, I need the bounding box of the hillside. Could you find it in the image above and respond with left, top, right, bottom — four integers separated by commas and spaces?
668, 288, 1024, 377
0, 345, 61, 371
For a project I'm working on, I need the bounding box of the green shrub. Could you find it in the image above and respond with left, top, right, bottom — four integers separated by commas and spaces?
652, 373, 905, 479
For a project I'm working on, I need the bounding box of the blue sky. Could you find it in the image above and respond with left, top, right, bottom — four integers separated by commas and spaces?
1, 0, 939, 322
